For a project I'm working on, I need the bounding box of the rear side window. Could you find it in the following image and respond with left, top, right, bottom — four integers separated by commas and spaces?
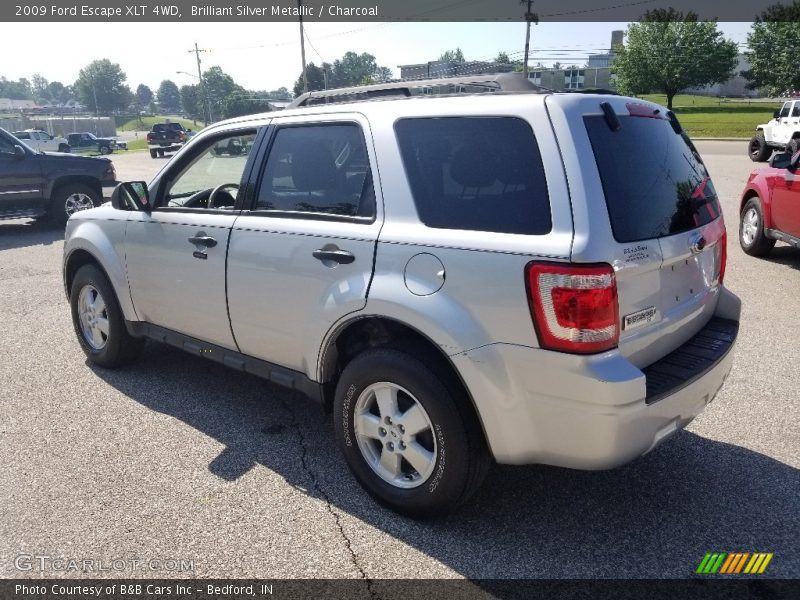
394, 117, 551, 235
255, 123, 375, 218
584, 114, 721, 243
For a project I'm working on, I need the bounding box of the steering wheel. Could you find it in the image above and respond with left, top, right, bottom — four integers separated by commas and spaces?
208, 183, 240, 208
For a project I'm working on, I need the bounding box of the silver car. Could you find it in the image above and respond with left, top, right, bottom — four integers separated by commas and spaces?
63, 88, 740, 517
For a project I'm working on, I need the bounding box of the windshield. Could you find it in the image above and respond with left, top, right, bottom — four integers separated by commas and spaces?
584, 114, 721, 243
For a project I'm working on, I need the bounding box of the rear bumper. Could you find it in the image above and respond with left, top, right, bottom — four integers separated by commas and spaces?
452, 286, 741, 468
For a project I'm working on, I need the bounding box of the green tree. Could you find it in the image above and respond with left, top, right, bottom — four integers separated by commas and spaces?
293, 62, 327, 96
31, 74, 49, 102
221, 90, 272, 119
495, 52, 511, 64
612, 9, 738, 109
202, 66, 243, 115
743, 1, 800, 96
0, 77, 33, 99
75, 59, 132, 114
46, 81, 72, 105
157, 80, 181, 113
136, 84, 153, 108
439, 48, 466, 63
180, 84, 201, 120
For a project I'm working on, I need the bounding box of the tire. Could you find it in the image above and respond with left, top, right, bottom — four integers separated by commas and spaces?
58, 143, 70, 153
333, 348, 489, 518
157, 149, 165, 158
50, 183, 100, 225
788, 138, 800, 156
748, 132, 771, 162
70, 264, 144, 367
739, 196, 776, 256
149, 149, 158, 159
99, 145, 112, 155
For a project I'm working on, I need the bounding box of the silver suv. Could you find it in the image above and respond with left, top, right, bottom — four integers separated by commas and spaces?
63, 89, 740, 517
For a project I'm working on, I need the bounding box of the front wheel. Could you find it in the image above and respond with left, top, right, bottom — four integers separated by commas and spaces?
740, 197, 776, 256
50, 183, 100, 225
58, 143, 70, 153
99, 145, 112, 155
748, 133, 771, 162
70, 264, 144, 367
333, 348, 489, 517
788, 138, 800, 157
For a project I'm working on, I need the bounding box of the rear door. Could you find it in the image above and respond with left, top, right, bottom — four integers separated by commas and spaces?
770, 163, 800, 236
551, 96, 726, 368
226, 114, 382, 375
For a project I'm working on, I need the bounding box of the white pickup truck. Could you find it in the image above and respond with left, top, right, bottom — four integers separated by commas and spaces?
12, 129, 70, 153
748, 98, 800, 161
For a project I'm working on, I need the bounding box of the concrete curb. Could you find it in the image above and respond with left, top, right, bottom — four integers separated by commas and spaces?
692, 137, 749, 141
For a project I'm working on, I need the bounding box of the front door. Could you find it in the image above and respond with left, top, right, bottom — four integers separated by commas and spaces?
124, 128, 261, 349
226, 116, 383, 376
0, 132, 44, 216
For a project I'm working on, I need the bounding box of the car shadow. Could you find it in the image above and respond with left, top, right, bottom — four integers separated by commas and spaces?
0, 218, 63, 250
763, 245, 800, 270
91, 342, 799, 579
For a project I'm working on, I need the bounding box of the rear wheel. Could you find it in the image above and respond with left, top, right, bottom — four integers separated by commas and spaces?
157, 149, 165, 158
149, 149, 158, 159
50, 183, 100, 225
58, 143, 70, 153
333, 348, 489, 517
748, 132, 771, 162
740, 196, 775, 256
70, 264, 144, 367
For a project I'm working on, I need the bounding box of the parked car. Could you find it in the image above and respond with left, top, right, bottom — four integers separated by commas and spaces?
0, 128, 116, 223
12, 129, 70, 153
62, 86, 740, 517
66, 132, 117, 155
147, 122, 187, 158
739, 150, 800, 255
748, 99, 800, 161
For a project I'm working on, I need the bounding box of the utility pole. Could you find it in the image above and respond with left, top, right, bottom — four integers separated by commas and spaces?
189, 42, 213, 124
298, 0, 308, 93
521, 0, 539, 80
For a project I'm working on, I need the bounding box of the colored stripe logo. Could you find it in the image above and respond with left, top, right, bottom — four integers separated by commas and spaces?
696, 552, 773, 574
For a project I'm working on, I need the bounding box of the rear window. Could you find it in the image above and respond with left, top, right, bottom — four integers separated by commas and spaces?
153, 124, 182, 132
584, 114, 721, 243
394, 117, 551, 235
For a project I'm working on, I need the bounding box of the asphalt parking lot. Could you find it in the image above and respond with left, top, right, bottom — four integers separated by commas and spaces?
0, 142, 798, 580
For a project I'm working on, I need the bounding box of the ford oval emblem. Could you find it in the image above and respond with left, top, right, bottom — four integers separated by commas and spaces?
689, 233, 707, 254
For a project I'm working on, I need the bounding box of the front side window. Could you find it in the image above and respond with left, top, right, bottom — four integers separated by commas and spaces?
394, 116, 552, 235
0, 134, 17, 157
162, 131, 258, 210
255, 123, 375, 218
779, 103, 791, 118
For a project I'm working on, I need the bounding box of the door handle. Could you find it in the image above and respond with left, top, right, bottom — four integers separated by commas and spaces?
188, 235, 218, 248
312, 249, 355, 264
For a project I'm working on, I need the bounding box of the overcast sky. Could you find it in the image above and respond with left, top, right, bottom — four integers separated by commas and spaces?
0, 21, 753, 93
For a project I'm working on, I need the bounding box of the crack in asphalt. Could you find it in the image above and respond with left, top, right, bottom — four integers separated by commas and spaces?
280, 394, 378, 598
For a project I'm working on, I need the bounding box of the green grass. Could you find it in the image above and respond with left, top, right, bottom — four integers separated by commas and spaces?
117, 116, 203, 132
637, 94, 780, 138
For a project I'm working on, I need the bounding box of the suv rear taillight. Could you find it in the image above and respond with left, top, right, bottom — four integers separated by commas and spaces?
526, 262, 619, 354
718, 230, 727, 284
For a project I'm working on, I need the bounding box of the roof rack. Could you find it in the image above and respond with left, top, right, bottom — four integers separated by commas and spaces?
288, 72, 547, 108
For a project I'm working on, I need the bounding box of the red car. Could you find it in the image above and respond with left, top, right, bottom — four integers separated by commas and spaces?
739, 151, 800, 255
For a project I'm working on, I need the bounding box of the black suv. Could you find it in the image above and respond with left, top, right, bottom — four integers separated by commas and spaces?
0, 128, 117, 224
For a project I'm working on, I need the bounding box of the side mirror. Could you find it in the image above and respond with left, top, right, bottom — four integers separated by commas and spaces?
773, 110, 780, 119
769, 152, 792, 169
111, 181, 151, 213
13, 145, 26, 160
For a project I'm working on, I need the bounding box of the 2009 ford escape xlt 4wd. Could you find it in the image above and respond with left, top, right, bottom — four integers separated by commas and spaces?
63, 86, 740, 517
